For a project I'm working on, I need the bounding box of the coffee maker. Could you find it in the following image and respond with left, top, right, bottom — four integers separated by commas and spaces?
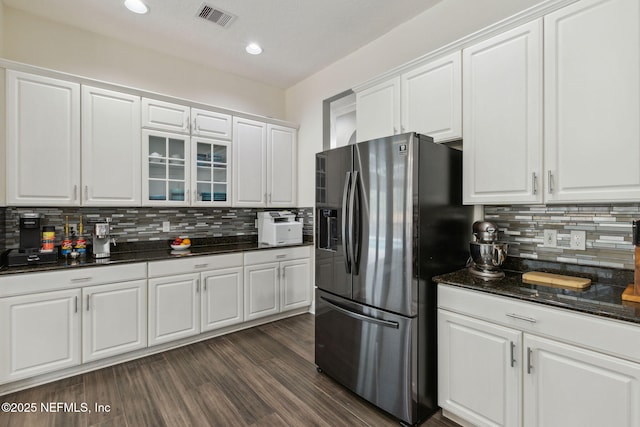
468, 221, 508, 279
4, 213, 58, 266
92, 219, 115, 258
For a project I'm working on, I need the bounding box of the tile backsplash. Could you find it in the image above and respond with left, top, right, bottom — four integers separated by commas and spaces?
0, 209, 5, 250
2, 207, 313, 249
5, 203, 638, 271
485, 204, 640, 270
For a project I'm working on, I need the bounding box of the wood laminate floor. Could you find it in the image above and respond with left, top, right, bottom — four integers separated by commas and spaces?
0, 314, 460, 427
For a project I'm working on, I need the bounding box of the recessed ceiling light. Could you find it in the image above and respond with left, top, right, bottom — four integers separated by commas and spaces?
124, 0, 149, 14
245, 43, 263, 55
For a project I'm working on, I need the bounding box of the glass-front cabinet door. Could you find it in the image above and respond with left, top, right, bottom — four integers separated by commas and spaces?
192, 137, 231, 206
142, 129, 190, 206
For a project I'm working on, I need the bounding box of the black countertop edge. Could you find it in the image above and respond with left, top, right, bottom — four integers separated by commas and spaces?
0, 236, 314, 276
434, 259, 640, 325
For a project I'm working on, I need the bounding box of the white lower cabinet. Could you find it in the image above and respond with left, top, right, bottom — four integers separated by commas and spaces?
147, 253, 245, 346
438, 285, 640, 427
244, 262, 280, 321
438, 310, 521, 427
0, 264, 148, 385
0, 289, 81, 384
523, 334, 640, 427
0, 248, 310, 388
280, 258, 312, 312
82, 280, 147, 362
201, 267, 244, 332
244, 246, 312, 321
148, 273, 201, 346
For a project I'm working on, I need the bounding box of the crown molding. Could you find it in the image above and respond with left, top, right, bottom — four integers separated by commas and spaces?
0, 58, 298, 129
353, 0, 579, 93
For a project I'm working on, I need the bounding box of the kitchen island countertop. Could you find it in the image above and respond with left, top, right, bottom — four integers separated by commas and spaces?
434, 258, 640, 325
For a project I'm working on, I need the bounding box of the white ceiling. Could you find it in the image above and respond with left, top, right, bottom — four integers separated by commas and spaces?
3, 0, 442, 88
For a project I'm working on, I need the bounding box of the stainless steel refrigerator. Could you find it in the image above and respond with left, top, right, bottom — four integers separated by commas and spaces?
315, 133, 472, 425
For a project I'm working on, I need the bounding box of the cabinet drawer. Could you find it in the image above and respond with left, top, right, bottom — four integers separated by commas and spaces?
244, 246, 311, 266
147, 253, 243, 278
438, 284, 640, 364
0, 263, 147, 297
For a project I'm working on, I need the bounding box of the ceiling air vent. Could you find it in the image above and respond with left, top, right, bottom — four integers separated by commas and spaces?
196, 3, 236, 28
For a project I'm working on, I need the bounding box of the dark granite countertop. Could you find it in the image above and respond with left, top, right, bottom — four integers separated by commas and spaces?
0, 236, 314, 276
434, 258, 640, 325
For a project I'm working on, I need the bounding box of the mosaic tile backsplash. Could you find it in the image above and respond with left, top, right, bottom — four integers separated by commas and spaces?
485, 204, 640, 270
2, 207, 313, 249
0, 209, 5, 250
5, 203, 639, 271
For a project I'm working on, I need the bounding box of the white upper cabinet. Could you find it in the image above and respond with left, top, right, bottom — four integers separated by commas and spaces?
191, 137, 231, 206
267, 124, 297, 207
142, 98, 190, 134
544, 0, 640, 203
142, 129, 191, 206
191, 108, 232, 140
356, 52, 462, 144
82, 86, 141, 206
232, 117, 267, 207
6, 71, 81, 206
462, 19, 543, 205
232, 118, 297, 207
401, 51, 462, 143
355, 77, 401, 142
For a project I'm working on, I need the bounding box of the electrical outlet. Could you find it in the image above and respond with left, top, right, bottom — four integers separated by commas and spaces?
162, 221, 170, 232
570, 230, 586, 250
543, 229, 557, 247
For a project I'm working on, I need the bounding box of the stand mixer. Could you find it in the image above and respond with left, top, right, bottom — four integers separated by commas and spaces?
468, 221, 508, 279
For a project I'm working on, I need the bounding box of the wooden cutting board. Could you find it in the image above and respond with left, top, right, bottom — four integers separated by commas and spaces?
522, 271, 591, 289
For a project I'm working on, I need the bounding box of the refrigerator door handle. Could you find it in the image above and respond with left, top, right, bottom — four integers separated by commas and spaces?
320, 296, 399, 329
351, 170, 361, 275
342, 171, 352, 273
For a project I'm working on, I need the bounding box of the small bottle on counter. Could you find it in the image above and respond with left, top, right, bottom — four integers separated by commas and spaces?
41, 226, 56, 253
75, 215, 87, 258
61, 216, 72, 258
